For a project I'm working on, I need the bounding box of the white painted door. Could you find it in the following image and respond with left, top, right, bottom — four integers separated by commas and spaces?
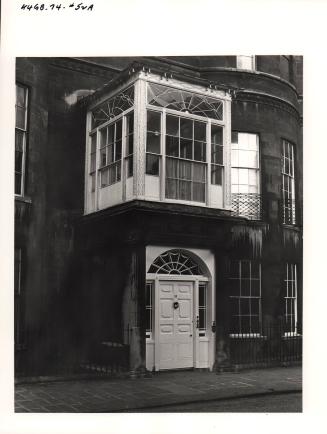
158, 281, 193, 370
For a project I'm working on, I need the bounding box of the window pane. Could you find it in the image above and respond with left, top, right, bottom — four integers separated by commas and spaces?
241, 279, 251, 296
211, 165, 223, 185
100, 128, 107, 147
240, 298, 250, 316
146, 154, 160, 176
241, 261, 250, 278
250, 298, 260, 316
15, 151, 23, 173
179, 160, 192, 180
108, 125, 114, 144
241, 316, 250, 333
251, 279, 261, 297
15, 130, 24, 152
15, 173, 22, 195
194, 140, 206, 162
16, 85, 27, 107
180, 138, 193, 159
192, 182, 205, 202
193, 162, 205, 182
166, 115, 179, 136
211, 125, 222, 145
166, 179, 178, 199
116, 140, 122, 161
231, 131, 238, 144
229, 278, 240, 296
107, 144, 114, 164
147, 132, 160, 154
166, 135, 179, 156
100, 147, 106, 167
180, 118, 193, 139
194, 121, 206, 141
147, 110, 161, 133
179, 180, 192, 200
127, 134, 133, 156
16, 106, 26, 129
116, 120, 122, 140
126, 112, 134, 134
126, 155, 133, 177
230, 298, 239, 316
91, 135, 96, 153
212, 144, 223, 164
251, 261, 260, 279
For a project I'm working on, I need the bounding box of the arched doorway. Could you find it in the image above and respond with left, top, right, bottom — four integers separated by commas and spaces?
146, 248, 215, 371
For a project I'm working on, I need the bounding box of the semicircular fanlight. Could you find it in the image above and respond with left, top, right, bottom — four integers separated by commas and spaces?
148, 250, 203, 275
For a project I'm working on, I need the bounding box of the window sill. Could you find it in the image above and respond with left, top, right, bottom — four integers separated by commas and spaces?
15, 195, 32, 204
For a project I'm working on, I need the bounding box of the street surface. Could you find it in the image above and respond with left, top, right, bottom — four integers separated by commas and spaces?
133, 392, 302, 412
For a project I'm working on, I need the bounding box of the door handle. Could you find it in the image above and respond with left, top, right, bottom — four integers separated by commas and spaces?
190, 334, 192, 337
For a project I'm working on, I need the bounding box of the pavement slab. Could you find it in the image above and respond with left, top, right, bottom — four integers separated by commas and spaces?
15, 366, 302, 413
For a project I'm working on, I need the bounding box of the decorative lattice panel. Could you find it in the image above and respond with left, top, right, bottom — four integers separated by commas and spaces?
148, 250, 203, 275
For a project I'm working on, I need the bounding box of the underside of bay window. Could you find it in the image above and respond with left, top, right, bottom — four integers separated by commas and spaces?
84, 71, 231, 214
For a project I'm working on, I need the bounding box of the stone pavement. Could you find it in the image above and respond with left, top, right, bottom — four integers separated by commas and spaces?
15, 366, 302, 413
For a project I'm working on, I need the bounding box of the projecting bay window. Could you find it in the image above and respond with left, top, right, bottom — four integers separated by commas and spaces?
284, 263, 298, 335
229, 259, 262, 336
282, 140, 296, 225
85, 73, 231, 213
15, 84, 28, 196
231, 132, 261, 220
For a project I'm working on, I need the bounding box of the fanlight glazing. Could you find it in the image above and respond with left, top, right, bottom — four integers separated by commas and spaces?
148, 250, 203, 275
147, 83, 223, 120
91, 86, 134, 129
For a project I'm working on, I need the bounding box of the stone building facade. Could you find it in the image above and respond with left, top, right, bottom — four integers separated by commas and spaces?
15, 56, 303, 375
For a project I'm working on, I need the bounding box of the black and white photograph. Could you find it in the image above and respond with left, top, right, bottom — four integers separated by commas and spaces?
13, 55, 303, 413
1, 1, 327, 434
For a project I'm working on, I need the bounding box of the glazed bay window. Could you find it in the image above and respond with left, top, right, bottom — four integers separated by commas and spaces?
85, 73, 230, 213
15, 84, 28, 196
282, 140, 296, 224
284, 263, 298, 335
231, 132, 261, 220
229, 259, 262, 336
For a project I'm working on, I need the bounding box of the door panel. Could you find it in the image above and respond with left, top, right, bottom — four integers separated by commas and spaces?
159, 281, 193, 369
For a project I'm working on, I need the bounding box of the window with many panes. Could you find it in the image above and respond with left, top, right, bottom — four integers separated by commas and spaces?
15, 84, 28, 196
284, 263, 298, 335
231, 132, 261, 219
229, 259, 262, 335
99, 119, 122, 187
282, 140, 296, 224
146, 82, 225, 205
125, 112, 134, 178
165, 115, 207, 202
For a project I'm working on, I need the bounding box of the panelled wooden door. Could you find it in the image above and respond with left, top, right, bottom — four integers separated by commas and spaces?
158, 281, 194, 369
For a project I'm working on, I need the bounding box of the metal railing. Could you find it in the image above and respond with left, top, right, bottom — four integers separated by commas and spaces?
231, 193, 262, 220
229, 322, 302, 367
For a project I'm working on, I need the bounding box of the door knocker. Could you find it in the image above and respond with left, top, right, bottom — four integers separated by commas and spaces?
173, 301, 179, 309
